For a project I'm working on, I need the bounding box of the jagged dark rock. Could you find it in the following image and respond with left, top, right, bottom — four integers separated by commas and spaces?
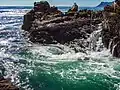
34, 1, 50, 12
112, 41, 120, 57
22, 1, 102, 53
102, 0, 120, 58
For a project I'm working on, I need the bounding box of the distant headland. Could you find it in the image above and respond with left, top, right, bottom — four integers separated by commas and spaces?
96, 1, 113, 7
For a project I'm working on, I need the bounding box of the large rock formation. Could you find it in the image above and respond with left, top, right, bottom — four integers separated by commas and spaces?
102, 0, 120, 58
22, 1, 63, 31
22, 1, 102, 52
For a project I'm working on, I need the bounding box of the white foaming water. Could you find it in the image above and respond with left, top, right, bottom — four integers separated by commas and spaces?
0, 9, 29, 16
23, 43, 120, 90
19, 23, 120, 89
88, 23, 103, 51
0, 7, 120, 90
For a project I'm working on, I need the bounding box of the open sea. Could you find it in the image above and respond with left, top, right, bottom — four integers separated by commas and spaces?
0, 6, 120, 90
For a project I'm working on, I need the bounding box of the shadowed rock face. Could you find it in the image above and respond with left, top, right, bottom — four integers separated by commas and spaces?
110, 37, 120, 57
28, 17, 101, 44
102, 1, 120, 58
115, 0, 120, 6
22, 1, 102, 52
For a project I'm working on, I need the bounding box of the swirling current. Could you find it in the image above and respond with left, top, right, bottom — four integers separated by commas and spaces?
0, 6, 120, 90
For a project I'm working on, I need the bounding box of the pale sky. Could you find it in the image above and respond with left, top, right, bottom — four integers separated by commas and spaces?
0, 0, 115, 7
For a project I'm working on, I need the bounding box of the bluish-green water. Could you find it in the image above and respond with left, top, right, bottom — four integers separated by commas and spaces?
15, 46, 119, 90
0, 6, 120, 90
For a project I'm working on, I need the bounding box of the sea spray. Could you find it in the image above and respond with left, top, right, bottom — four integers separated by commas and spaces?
0, 6, 120, 90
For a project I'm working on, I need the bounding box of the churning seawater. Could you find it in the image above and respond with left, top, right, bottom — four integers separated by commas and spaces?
0, 6, 120, 90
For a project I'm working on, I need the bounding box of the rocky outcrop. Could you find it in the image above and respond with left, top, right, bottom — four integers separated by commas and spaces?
102, 0, 120, 58
22, 1, 102, 52
66, 3, 78, 15
28, 17, 101, 44
22, 1, 63, 31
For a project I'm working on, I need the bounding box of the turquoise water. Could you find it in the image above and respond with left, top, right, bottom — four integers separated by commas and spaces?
0, 6, 120, 90
14, 45, 120, 90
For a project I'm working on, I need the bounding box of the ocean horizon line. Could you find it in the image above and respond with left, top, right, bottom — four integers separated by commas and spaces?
0, 5, 97, 8
0, 5, 104, 11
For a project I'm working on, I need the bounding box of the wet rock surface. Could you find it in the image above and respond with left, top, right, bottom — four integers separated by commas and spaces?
102, 0, 120, 57
22, 1, 102, 53
0, 77, 19, 90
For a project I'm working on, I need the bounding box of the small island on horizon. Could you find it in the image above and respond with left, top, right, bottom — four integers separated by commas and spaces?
96, 1, 113, 7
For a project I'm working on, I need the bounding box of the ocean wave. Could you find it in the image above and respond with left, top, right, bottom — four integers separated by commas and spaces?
0, 9, 29, 16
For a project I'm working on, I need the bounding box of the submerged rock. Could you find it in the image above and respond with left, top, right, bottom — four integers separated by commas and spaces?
0, 77, 19, 90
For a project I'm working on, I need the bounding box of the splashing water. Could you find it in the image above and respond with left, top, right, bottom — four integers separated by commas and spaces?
0, 7, 120, 90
